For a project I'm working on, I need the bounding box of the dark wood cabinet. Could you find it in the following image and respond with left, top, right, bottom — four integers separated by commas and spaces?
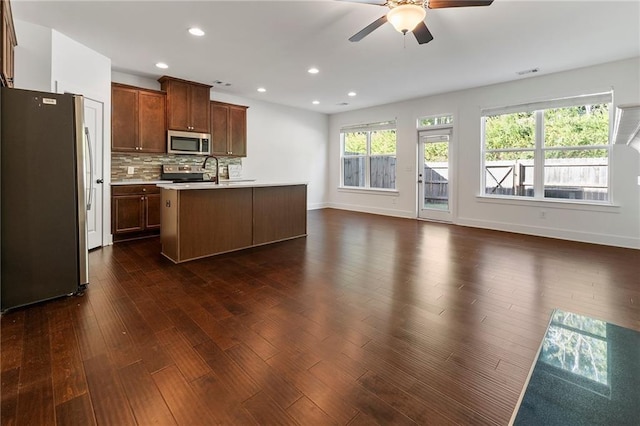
111, 83, 166, 153
1, 0, 17, 88
253, 185, 307, 245
158, 76, 211, 133
112, 185, 161, 241
160, 185, 307, 263
210, 101, 248, 157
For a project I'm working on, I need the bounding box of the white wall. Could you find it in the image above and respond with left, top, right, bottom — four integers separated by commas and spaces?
111, 72, 329, 209
13, 19, 51, 91
329, 58, 640, 249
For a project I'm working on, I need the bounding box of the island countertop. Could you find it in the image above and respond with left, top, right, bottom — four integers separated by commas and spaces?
156, 181, 308, 190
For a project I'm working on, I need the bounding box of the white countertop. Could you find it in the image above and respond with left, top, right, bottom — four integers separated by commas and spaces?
157, 181, 307, 190
111, 180, 171, 186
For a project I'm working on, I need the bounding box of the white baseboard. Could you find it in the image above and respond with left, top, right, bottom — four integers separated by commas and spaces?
307, 202, 329, 210
312, 205, 640, 249
325, 202, 416, 219
456, 217, 640, 249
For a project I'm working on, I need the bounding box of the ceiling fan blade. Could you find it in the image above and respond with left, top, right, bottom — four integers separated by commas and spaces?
428, 0, 493, 9
349, 15, 388, 42
413, 21, 434, 45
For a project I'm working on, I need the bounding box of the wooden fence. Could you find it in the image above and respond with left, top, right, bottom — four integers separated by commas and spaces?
343, 157, 396, 189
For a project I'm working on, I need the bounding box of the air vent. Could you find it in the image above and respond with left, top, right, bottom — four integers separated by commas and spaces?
516, 68, 539, 76
337, 102, 349, 106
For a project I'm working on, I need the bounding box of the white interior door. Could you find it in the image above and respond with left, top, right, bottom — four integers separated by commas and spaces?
83, 98, 104, 249
418, 127, 453, 222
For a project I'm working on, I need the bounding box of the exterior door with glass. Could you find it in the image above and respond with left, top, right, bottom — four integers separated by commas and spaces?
418, 127, 452, 221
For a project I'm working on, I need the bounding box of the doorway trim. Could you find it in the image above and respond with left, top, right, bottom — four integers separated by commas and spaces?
417, 125, 455, 222
56, 80, 110, 247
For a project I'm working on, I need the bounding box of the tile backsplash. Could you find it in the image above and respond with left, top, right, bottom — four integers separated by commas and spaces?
111, 153, 242, 181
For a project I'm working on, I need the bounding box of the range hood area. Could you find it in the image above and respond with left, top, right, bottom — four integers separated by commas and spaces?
613, 104, 640, 152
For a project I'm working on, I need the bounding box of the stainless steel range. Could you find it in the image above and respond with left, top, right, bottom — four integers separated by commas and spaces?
161, 164, 211, 183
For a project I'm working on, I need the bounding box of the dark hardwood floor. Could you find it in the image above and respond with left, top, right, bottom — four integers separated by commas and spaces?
2, 208, 639, 425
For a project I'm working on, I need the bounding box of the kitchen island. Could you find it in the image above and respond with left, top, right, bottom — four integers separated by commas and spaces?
157, 181, 307, 263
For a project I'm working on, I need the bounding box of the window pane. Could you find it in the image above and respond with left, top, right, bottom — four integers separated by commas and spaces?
544, 104, 609, 148
343, 157, 365, 187
370, 130, 396, 155
370, 156, 396, 189
544, 149, 608, 201
485, 112, 535, 149
424, 141, 448, 210
343, 132, 366, 155
418, 114, 453, 127
484, 151, 535, 197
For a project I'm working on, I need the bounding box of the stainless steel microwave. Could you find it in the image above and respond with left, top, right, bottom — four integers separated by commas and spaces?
167, 130, 211, 155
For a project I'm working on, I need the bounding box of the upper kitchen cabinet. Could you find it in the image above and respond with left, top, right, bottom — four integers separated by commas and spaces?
1, 0, 17, 88
112, 83, 166, 153
210, 101, 248, 157
158, 76, 211, 133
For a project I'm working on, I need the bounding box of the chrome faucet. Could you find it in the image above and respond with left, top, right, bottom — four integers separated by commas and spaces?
201, 155, 219, 184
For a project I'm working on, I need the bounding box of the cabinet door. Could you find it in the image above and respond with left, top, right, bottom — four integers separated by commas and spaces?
145, 193, 161, 230
111, 85, 139, 152
229, 105, 247, 157
189, 85, 211, 133
112, 195, 145, 234
166, 80, 190, 131
210, 103, 229, 155
139, 91, 166, 153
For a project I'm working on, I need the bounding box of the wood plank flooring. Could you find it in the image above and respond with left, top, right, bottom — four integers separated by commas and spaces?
2, 208, 639, 425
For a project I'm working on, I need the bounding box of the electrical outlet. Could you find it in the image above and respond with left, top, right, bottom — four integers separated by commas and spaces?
127, 166, 135, 175
540, 210, 546, 219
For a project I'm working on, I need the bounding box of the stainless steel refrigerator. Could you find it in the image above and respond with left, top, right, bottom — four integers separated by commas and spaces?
1, 87, 89, 311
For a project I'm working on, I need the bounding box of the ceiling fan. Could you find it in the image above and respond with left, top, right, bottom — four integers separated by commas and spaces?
345, 0, 494, 45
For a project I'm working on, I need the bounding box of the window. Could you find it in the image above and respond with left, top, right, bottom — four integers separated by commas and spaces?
482, 93, 612, 202
341, 121, 397, 189
418, 114, 453, 127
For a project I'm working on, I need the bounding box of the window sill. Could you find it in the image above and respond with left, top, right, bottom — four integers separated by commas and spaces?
476, 195, 620, 213
338, 187, 399, 196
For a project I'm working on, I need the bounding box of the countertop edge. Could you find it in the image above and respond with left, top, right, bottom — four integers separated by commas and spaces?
111, 180, 172, 186
157, 182, 308, 190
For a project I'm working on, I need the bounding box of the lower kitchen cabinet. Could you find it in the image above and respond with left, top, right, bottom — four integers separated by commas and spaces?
112, 184, 160, 241
160, 184, 307, 263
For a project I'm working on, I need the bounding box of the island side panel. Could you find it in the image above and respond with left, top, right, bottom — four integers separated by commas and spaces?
253, 185, 307, 245
178, 188, 253, 261
161, 189, 179, 262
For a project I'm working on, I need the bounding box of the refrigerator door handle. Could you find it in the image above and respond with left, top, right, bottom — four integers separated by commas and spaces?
74, 95, 89, 287
85, 126, 94, 211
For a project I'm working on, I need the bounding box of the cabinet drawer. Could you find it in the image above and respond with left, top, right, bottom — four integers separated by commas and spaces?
112, 184, 160, 196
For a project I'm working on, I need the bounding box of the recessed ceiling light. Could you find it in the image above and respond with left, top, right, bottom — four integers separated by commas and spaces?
257, 87, 266, 93
308, 68, 319, 74
348, 91, 357, 97
155, 62, 169, 69
188, 27, 205, 36
312, 100, 320, 105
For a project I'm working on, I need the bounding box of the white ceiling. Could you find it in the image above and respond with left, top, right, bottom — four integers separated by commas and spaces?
11, 0, 640, 114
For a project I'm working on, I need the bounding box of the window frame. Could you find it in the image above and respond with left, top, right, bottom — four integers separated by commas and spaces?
480, 93, 613, 204
340, 121, 397, 191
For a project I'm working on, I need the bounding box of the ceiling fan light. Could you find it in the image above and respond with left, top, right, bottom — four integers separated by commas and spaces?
387, 4, 426, 34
